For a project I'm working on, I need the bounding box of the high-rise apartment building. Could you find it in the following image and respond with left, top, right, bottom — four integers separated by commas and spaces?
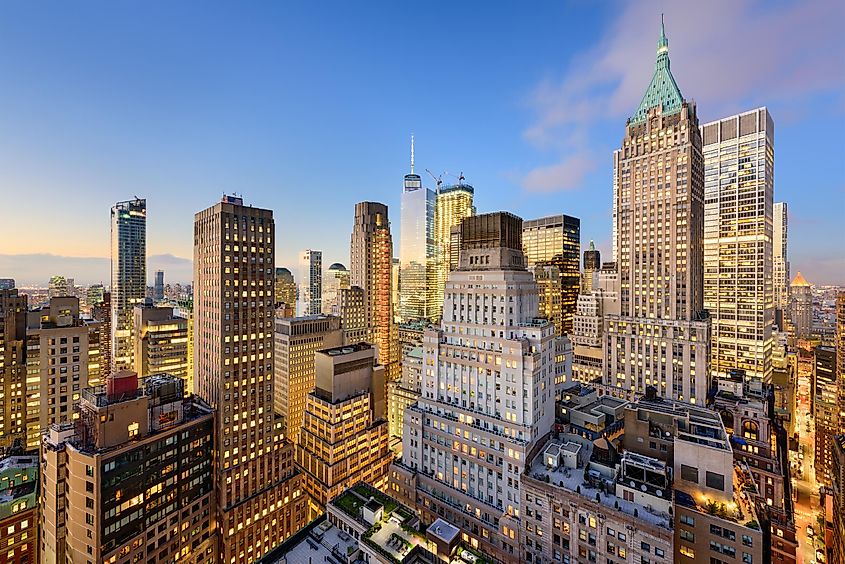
523, 214, 581, 335
833, 435, 845, 564
703, 108, 774, 385
295, 343, 392, 508
298, 250, 322, 316
110, 198, 147, 371
133, 301, 189, 387
790, 272, 812, 339
399, 140, 437, 322
85, 284, 105, 309
24, 297, 101, 449
773, 202, 789, 327
274, 267, 297, 313
837, 292, 845, 425
40, 372, 217, 563
350, 202, 399, 381
390, 212, 556, 562
814, 345, 837, 487
604, 19, 710, 404
273, 315, 342, 443
321, 263, 349, 316
582, 240, 600, 293
154, 269, 165, 301
572, 268, 620, 386
193, 195, 308, 562
0, 289, 27, 450
433, 184, 475, 321
0, 451, 38, 563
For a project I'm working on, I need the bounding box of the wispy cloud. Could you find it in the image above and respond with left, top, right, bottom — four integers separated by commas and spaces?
520, 0, 845, 192
522, 152, 596, 193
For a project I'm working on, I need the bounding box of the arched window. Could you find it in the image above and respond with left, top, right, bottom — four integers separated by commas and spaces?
742, 420, 759, 441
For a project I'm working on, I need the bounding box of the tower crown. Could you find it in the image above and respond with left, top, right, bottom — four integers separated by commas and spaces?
629, 14, 684, 125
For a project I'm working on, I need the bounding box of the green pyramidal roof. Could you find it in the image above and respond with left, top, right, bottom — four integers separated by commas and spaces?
630, 15, 684, 125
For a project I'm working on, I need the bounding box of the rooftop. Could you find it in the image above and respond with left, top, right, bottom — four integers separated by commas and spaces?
526, 437, 672, 529
261, 518, 359, 564
674, 462, 761, 531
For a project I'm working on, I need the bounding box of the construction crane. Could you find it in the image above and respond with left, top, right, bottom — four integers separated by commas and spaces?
425, 169, 444, 192
445, 171, 465, 185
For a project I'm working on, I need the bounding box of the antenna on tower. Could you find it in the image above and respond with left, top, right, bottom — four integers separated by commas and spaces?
410, 134, 415, 174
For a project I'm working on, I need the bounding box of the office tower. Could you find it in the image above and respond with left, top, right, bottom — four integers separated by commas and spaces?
392, 257, 400, 322
275, 267, 296, 311
23, 297, 95, 448
433, 184, 475, 321
350, 202, 399, 381
193, 195, 308, 562
387, 345, 422, 446
790, 272, 812, 339
133, 301, 189, 387
338, 285, 367, 344
273, 315, 342, 443
533, 263, 565, 336
390, 213, 556, 561
617, 393, 765, 564
449, 225, 462, 271
814, 345, 837, 487
0, 289, 27, 450
298, 249, 322, 316
523, 215, 581, 335
0, 451, 38, 562
48, 275, 69, 298
295, 343, 391, 508
175, 300, 195, 394
321, 263, 349, 316
110, 198, 147, 371
91, 292, 112, 375
0, 279, 14, 291
399, 140, 437, 322
773, 202, 789, 327
40, 372, 217, 563
604, 19, 710, 404
703, 108, 774, 386
572, 268, 620, 385
153, 269, 165, 301
85, 284, 104, 309
582, 240, 600, 293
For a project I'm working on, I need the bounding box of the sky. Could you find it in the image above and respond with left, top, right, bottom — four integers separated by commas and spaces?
1, 0, 843, 286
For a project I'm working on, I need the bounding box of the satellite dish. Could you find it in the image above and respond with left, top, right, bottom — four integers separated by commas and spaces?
640, 484, 647, 492
630, 480, 636, 487
656, 489, 663, 497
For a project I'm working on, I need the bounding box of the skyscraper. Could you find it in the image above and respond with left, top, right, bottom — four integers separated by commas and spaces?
273, 315, 342, 442
582, 239, 600, 293
390, 213, 556, 561
40, 372, 216, 563
399, 137, 437, 322
837, 292, 845, 426
110, 198, 147, 371
298, 249, 322, 316
0, 289, 27, 449
814, 345, 837, 486
91, 291, 112, 374
295, 343, 392, 508
604, 18, 710, 404
321, 262, 349, 316
274, 266, 297, 312
703, 108, 774, 385
790, 271, 812, 339
522, 214, 581, 335
350, 202, 399, 381
153, 269, 165, 301
433, 183, 475, 321
48, 275, 69, 298
193, 195, 308, 562
773, 202, 790, 327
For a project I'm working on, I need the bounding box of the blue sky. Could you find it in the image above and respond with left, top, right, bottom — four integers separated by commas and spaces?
1, 0, 843, 285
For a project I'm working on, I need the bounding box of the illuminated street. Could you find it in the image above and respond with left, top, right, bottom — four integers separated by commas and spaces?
792, 357, 824, 564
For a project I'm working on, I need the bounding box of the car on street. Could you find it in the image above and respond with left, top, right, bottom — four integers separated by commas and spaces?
807, 525, 814, 538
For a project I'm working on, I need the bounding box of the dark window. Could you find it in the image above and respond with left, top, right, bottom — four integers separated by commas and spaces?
681, 464, 699, 483
706, 471, 725, 491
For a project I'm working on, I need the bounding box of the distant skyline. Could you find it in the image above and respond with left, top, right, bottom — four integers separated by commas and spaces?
1, 1, 843, 285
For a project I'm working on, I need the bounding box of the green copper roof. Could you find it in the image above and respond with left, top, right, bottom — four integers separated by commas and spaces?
629, 15, 684, 125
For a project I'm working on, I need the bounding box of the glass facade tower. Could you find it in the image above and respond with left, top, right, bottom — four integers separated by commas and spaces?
110, 198, 146, 371
433, 184, 475, 321
399, 165, 436, 322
